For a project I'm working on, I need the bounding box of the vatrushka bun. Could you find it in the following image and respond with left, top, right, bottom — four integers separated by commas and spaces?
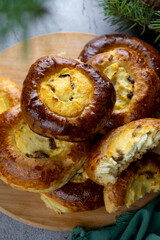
21, 55, 116, 142
86, 118, 160, 186
0, 106, 91, 192
87, 48, 160, 132
78, 34, 160, 77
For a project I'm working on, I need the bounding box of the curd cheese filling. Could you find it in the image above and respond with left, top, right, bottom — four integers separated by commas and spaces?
103, 62, 134, 111
95, 125, 160, 185
40, 68, 93, 117
14, 122, 68, 159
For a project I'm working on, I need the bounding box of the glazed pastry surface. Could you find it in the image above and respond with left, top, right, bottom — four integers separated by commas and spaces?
86, 118, 160, 186
104, 152, 160, 213
88, 48, 160, 132
0, 77, 20, 114
0, 106, 91, 192
41, 166, 103, 213
79, 34, 160, 77
21, 55, 116, 141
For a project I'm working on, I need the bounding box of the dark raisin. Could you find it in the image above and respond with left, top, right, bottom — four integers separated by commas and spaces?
49, 138, 56, 150
127, 76, 135, 84
116, 149, 124, 161
48, 85, 55, 93
127, 92, 134, 99
33, 151, 49, 159
132, 124, 142, 137
69, 96, 73, 101
140, 171, 154, 179
108, 55, 113, 61
145, 171, 154, 179
52, 97, 58, 101
136, 124, 142, 129
116, 149, 123, 156
26, 153, 33, 158
59, 74, 71, 78
70, 81, 75, 89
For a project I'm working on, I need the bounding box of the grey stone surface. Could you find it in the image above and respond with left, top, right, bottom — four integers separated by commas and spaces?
0, 0, 133, 239
0, 212, 70, 240
0, 0, 126, 52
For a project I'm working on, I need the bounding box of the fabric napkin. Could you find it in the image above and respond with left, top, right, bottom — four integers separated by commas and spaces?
72, 195, 160, 240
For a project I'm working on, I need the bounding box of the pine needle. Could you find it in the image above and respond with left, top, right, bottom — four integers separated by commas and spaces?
99, 0, 160, 44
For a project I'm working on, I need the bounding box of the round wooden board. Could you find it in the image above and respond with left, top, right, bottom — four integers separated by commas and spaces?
0, 32, 159, 231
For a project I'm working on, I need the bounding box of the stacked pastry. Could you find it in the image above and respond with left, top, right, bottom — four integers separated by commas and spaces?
1, 34, 160, 214
0, 55, 115, 213
79, 34, 160, 213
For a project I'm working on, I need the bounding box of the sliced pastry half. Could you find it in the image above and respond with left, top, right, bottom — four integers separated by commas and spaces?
104, 152, 160, 213
86, 118, 160, 186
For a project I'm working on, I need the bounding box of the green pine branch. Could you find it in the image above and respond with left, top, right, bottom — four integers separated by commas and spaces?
0, 0, 48, 47
99, 0, 160, 43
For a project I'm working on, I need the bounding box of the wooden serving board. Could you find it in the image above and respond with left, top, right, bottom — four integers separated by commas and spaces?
0, 32, 159, 231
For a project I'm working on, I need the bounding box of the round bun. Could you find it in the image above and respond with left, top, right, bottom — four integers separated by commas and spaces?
86, 118, 160, 186
0, 106, 91, 192
104, 152, 160, 213
79, 34, 160, 77
87, 48, 160, 132
21, 55, 115, 141
41, 167, 103, 213
0, 77, 20, 114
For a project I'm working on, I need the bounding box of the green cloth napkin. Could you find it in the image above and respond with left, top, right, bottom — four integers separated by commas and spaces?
72, 195, 160, 240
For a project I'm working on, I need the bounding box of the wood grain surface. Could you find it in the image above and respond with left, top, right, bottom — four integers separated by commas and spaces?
0, 32, 159, 231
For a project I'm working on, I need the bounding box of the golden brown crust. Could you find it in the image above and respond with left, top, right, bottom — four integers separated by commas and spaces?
87, 48, 160, 132
21, 55, 116, 141
79, 34, 160, 77
86, 118, 160, 186
0, 106, 91, 192
0, 77, 21, 113
104, 152, 160, 213
41, 179, 104, 213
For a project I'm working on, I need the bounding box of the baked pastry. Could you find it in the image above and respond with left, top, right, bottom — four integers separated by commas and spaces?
21, 55, 116, 141
87, 48, 160, 132
79, 34, 160, 77
0, 77, 20, 114
86, 118, 160, 186
0, 106, 91, 192
104, 152, 160, 213
40, 166, 103, 213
